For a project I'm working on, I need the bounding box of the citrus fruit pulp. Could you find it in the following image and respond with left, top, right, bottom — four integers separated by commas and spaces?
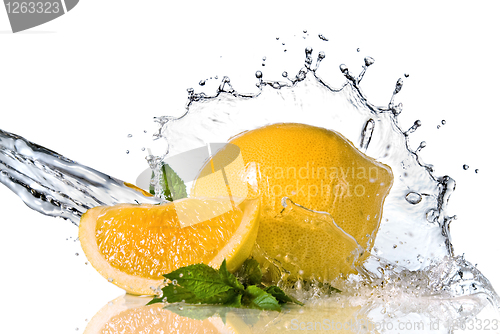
79, 197, 260, 295
192, 123, 393, 281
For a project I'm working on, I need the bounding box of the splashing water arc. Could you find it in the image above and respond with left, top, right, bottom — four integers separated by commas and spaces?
149, 47, 499, 309
155, 48, 452, 273
0, 47, 498, 315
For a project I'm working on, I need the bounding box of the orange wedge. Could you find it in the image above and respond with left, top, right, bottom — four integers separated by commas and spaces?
79, 197, 260, 295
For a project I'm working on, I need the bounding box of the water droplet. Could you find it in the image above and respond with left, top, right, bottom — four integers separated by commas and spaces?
304, 47, 313, 67
463, 164, 469, 170
108, 277, 114, 282
426, 209, 439, 224
416, 141, 427, 152
143, 130, 147, 133
199, 80, 206, 86
127, 134, 132, 138
255, 71, 262, 79
393, 244, 398, 249
475, 169, 479, 173
441, 120, 446, 125
404, 73, 409, 78
276, 37, 280, 40
394, 78, 403, 94
282, 71, 288, 78
172, 279, 178, 285
339, 64, 348, 74
295, 68, 307, 81
303, 30, 307, 33
405, 192, 422, 204
141, 147, 145, 151
318, 34, 328, 41
126, 150, 129, 154
356, 48, 360, 52
360, 119, 375, 150
179, 273, 183, 278
393, 103, 403, 115
75, 253, 79, 256
262, 56, 266, 61
406, 120, 421, 134
364, 57, 375, 67
85, 262, 88, 265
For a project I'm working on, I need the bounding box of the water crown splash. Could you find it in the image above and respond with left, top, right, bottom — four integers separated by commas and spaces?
0, 45, 498, 331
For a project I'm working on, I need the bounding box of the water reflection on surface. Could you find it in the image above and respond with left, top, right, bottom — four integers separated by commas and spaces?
84, 294, 499, 334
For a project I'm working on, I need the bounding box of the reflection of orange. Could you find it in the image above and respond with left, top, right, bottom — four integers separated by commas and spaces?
84, 294, 373, 334
83, 295, 229, 334
79, 198, 260, 295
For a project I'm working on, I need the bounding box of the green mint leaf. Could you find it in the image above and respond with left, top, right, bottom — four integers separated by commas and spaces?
235, 258, 262, 286
329, 286, 342, 294
243, 285, 281, 312
150, 163, 187, 201
223, 293, 243, 308
158, 263, 238, 305
219, 259, 245, 292
147, 259, 305, 311
312, 281, 342, 295
162, 304, 231, 322
264, 286, 304, 306
146, 295, 164, 306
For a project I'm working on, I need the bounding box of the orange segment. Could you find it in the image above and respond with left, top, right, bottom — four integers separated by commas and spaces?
79, 198, 260, 295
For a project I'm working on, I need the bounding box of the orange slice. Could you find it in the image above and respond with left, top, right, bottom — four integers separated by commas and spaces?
79, 197, 260, 295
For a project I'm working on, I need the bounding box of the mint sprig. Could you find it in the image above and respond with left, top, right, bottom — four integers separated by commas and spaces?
150, 163, 187, 201
148, 259, 304, 311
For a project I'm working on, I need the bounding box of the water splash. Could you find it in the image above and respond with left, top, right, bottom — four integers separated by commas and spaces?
0, 43, 498, 329
0, 129, 160, 225
149, 47, 499, 310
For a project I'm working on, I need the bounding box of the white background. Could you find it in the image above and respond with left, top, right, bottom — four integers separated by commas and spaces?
1, 1, 499, 332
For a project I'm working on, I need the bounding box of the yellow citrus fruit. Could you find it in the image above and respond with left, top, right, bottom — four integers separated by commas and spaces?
192, 123, 393, 281
79, 197, 260, 295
